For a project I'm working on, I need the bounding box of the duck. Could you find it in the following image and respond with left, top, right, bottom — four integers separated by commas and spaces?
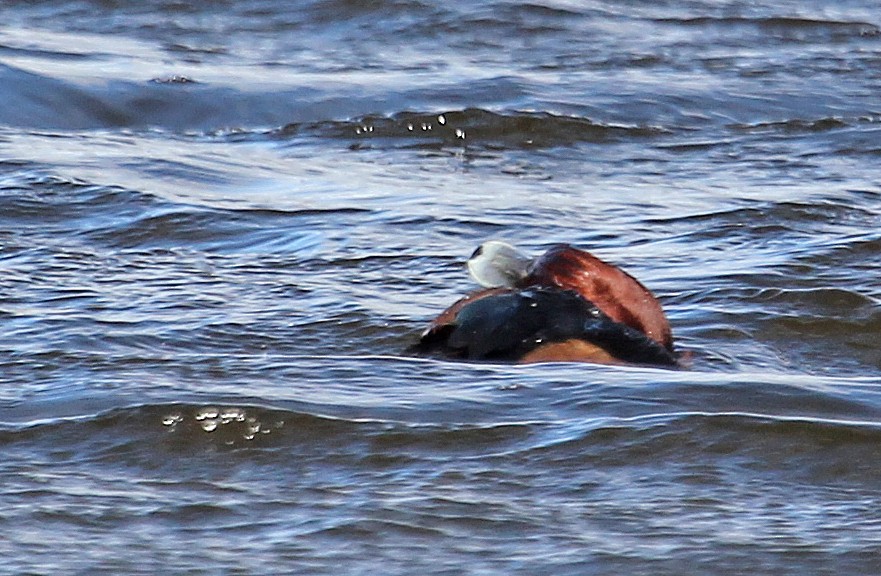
414, 241, 679, 367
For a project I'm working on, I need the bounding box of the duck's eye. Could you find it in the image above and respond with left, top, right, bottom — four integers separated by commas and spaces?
469, 246, 484, 259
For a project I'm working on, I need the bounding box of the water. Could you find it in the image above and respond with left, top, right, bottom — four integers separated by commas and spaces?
1, 1, 880, 573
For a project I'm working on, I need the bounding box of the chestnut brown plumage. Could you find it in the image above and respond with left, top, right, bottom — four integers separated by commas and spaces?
524, 244, 673, 351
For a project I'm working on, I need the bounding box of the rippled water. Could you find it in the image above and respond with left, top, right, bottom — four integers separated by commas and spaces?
2, 1, 881, 573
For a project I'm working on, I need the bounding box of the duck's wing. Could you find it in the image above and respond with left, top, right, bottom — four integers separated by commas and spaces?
413, 287, 513, 359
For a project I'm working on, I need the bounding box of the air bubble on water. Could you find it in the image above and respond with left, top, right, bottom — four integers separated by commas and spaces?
195, 407, 219, 421
162, 413, 183, 426
221, 408, 244, 421
201, 420, 218, 432
214, 412, 233, 423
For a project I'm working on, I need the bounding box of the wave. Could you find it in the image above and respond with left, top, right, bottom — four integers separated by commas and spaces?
519, 410, 881, 488
4, 401, 881, 491
0, 62, 394, 131
275, 108, 668, 149
656, 16, 880, 39
0, 403, 537, 457
0, 162, 366, 253
3, 56, 878, 155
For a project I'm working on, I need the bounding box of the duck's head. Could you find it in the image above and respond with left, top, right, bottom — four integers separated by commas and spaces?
467, 240, 532, 288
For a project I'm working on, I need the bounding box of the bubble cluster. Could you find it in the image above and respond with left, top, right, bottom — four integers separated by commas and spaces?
162, 412, 184, 426
161, 406, 283, 444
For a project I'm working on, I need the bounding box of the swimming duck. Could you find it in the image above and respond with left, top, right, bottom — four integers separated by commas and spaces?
415, 241, 679, 367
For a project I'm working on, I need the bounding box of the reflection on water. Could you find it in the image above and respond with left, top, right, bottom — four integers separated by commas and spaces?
1, 0, 881, 573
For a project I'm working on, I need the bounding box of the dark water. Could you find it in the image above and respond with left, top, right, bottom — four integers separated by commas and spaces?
2, 0, 881, 573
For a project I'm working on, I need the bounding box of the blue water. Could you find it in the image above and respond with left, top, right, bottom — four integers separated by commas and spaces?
2, 1, 881, 573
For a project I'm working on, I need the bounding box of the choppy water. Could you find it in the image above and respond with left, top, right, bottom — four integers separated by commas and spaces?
2, 1, 881, 573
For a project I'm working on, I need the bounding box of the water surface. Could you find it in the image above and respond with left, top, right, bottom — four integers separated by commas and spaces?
1, 1, 881, 573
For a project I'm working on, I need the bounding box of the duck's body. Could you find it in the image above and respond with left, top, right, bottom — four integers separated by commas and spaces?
415, 242, 679, 367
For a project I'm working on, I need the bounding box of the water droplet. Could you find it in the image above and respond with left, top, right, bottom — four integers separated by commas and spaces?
455, 128, 466, 139
201, 420, 218, 432
407, 123, 414, 131
438, 114, 446, 125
